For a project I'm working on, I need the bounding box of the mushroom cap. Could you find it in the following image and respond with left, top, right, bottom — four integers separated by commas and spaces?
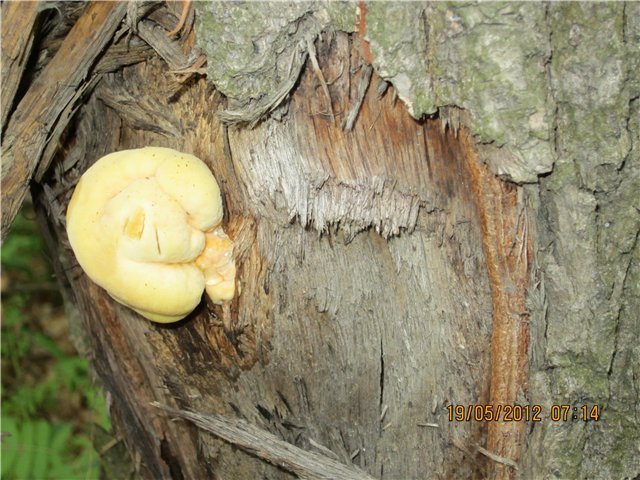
66, 147, 228, 323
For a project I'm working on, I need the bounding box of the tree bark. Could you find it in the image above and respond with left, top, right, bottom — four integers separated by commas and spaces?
3, 2, 637, 479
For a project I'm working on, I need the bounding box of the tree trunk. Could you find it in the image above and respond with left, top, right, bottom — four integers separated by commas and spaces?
3, 2, 638, 479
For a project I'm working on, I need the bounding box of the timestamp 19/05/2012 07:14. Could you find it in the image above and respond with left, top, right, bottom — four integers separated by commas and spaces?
446, 404, 601, 423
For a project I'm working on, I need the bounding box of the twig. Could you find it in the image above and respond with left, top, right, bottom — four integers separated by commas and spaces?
451, 437, 474, 458
342, 64, 372, 132
476, 445, 519, 470
166, 0, 191, 37
151, 402, 377, 480
98, 436, 123, 455
416, 422, 439, 428
379, 404, 388, 422
307, 38, 334, 122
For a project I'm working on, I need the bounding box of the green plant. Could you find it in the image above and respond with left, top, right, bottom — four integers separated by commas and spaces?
1, 417, 101, 480
1, 207, 114, 479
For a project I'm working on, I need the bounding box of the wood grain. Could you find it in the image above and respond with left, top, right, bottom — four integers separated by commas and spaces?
1, 1, 39, 132
1, 1, 127, 241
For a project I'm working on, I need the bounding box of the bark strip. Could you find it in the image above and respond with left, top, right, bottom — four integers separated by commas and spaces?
1, 1, 127, 241
1, 1, 39, 132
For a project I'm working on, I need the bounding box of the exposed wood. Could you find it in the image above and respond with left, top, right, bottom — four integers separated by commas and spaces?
8, 4, 532, 477
1, 1, 127, 242
342, 64, 372, 131
152, 402, 378, 480
33, 34, 495, 478
93, 36, 153, 76
136, 19, 198, 71
461, 133, 532, 479
33, 34, 154, 182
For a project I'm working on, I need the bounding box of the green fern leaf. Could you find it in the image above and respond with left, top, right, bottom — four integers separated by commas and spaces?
1, 416, 20, 476
31, 420, 51, 479
13, 420, 34, 479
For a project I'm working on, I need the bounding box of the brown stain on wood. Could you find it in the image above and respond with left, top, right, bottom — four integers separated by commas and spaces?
295, 34, 533, 477
461, 132, 532, 480
284, 34, 497, 478
290, 33, 474, 212
356, 0, 373, 65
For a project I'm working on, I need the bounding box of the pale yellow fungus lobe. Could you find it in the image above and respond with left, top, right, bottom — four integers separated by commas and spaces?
66, 147, 236, 323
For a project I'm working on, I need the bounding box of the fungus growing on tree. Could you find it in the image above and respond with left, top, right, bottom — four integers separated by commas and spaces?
66, 147, 236, 323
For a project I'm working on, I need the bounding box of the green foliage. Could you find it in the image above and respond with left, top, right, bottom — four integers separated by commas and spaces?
2, 295, 30, 377
1, 208, 114, 479
1, 212, 44, 274
1, 417, 101, 480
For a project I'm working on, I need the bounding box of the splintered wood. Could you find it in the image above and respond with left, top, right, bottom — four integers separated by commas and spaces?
152, 402, 377, 480
1, 2, 128, 241
230, 34, 486, 243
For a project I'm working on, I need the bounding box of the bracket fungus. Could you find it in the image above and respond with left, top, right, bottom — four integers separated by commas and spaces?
66, 147, 236, 323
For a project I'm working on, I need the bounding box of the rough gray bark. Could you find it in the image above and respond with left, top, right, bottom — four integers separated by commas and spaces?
523, 4, 640, 478
3, 2, 637, 480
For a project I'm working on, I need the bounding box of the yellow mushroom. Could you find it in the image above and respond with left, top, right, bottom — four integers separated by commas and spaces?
66, 147, 236, 323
